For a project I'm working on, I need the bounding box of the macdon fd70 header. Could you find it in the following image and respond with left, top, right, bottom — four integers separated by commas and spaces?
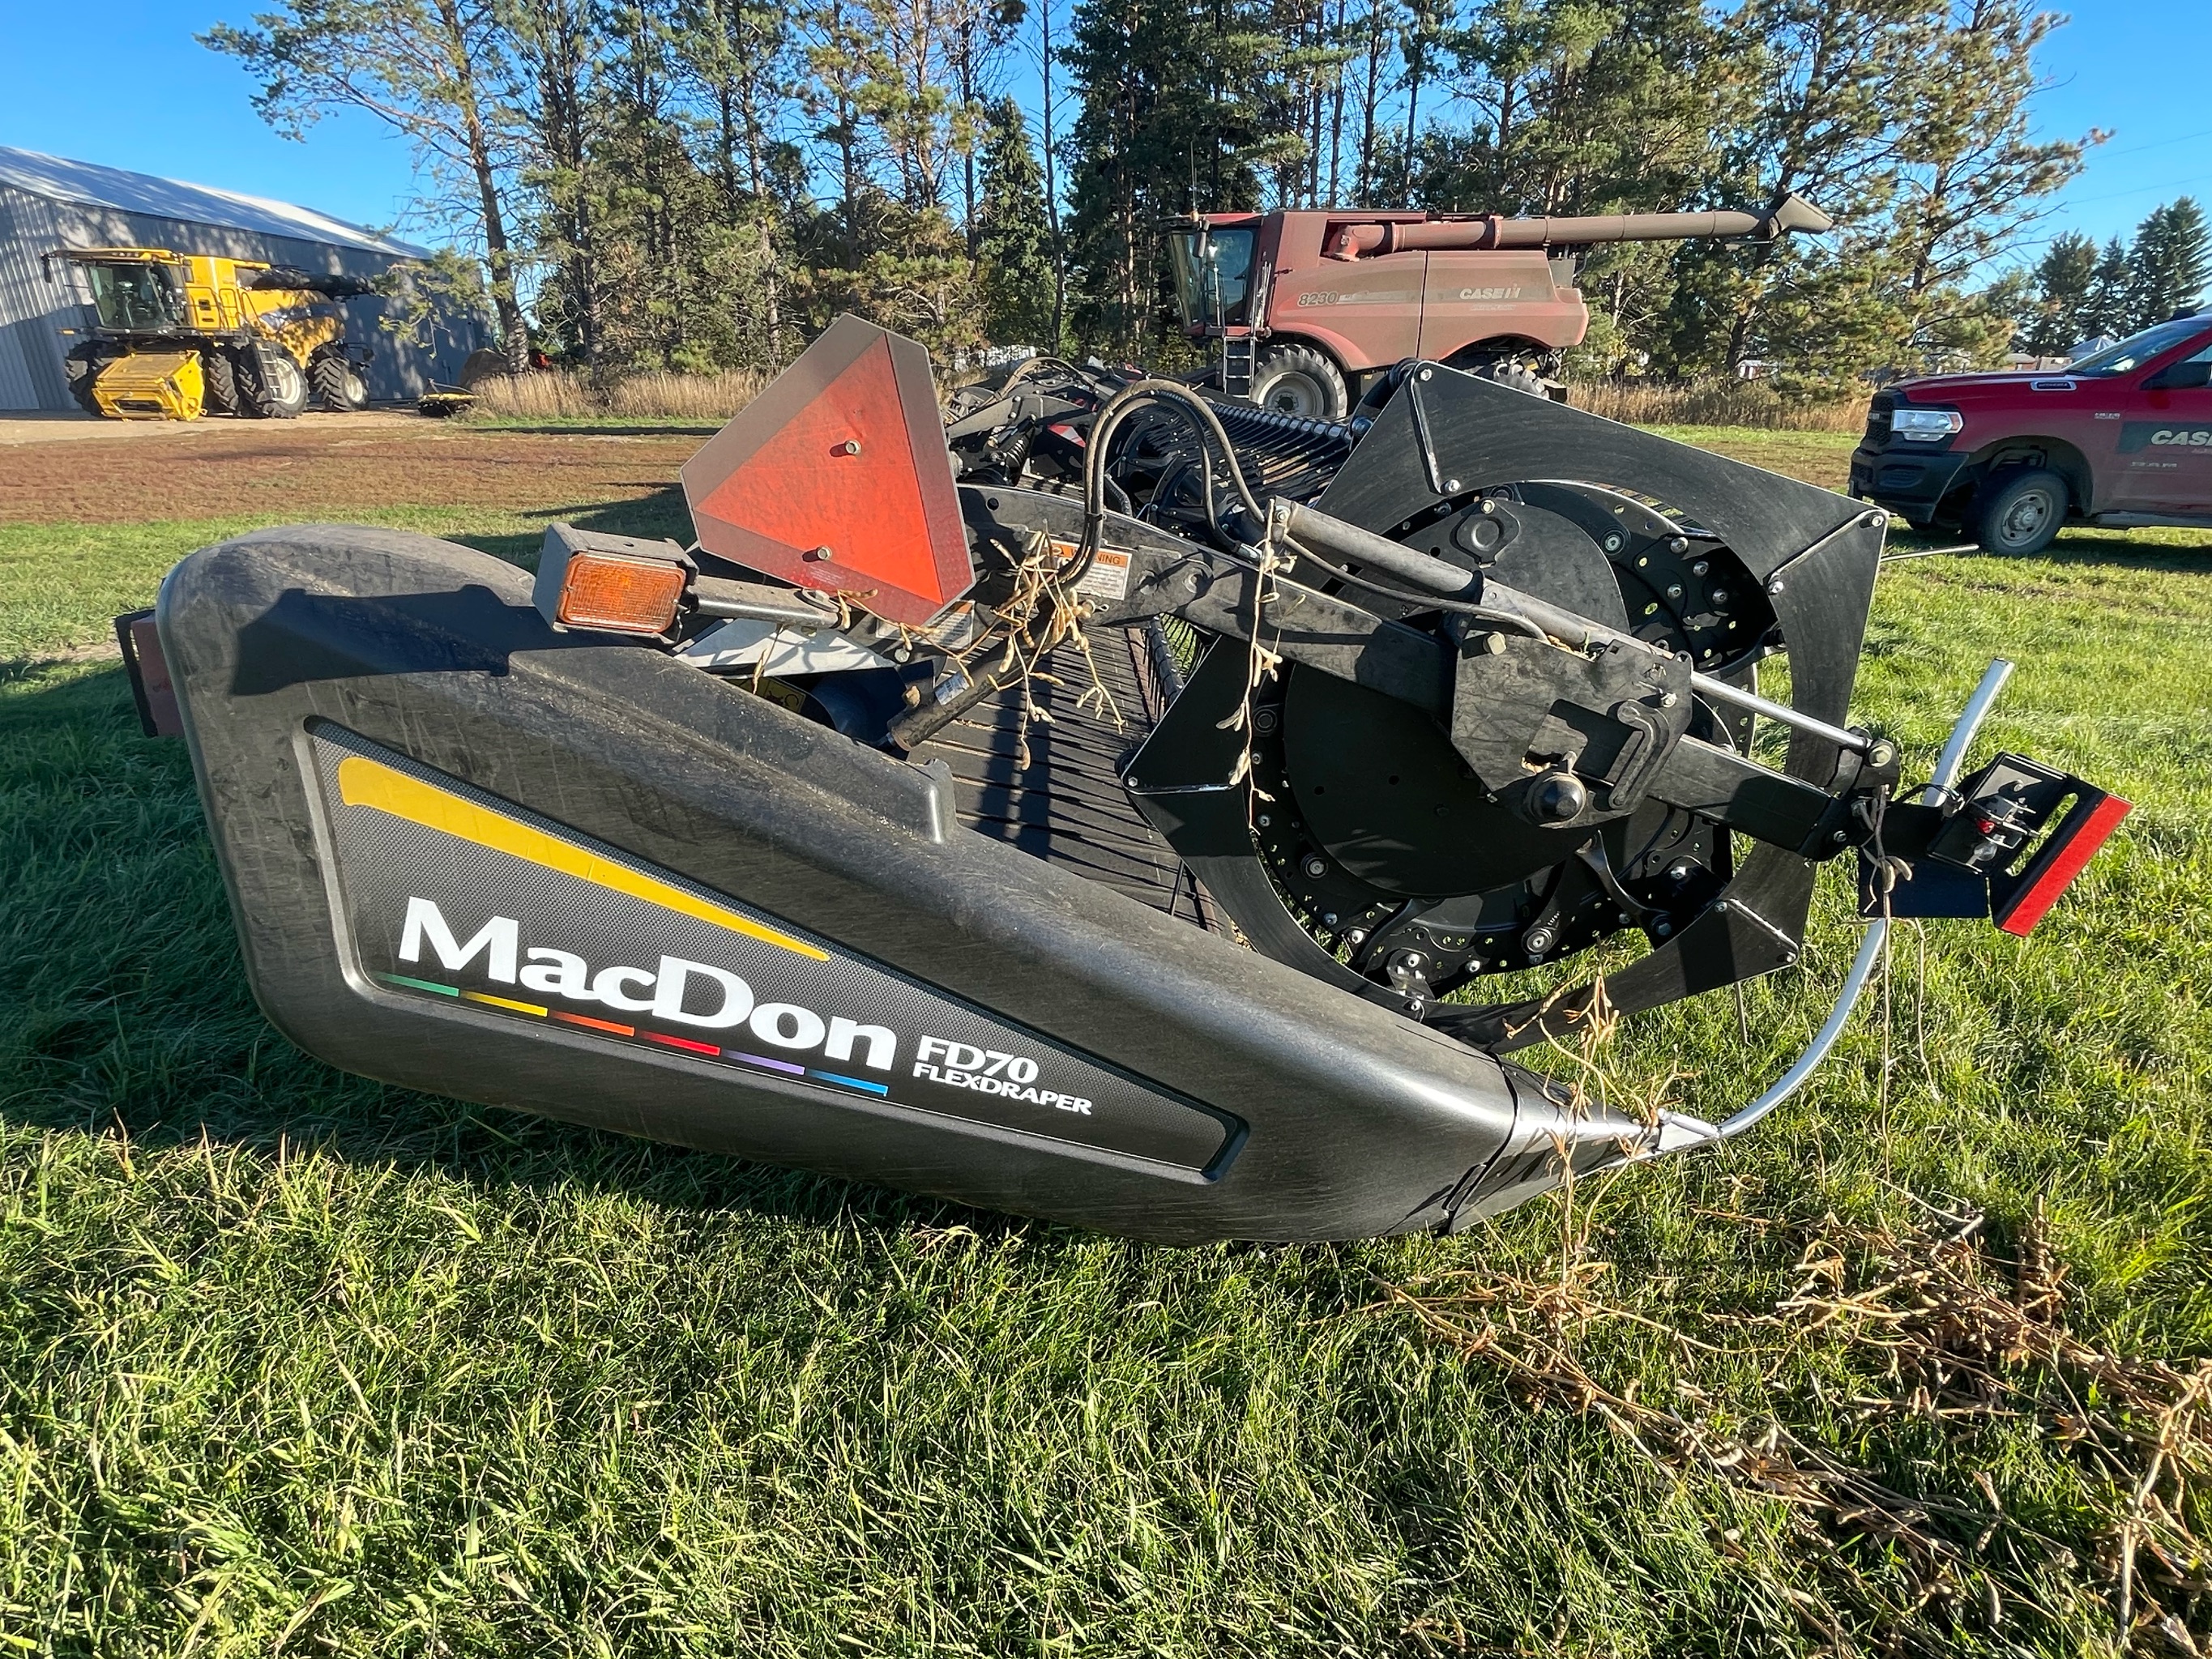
119, 317, 2127, 1243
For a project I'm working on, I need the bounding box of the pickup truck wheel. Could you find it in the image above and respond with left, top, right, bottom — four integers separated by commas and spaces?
1250, 345, 1348, 420
1971, 467, 2068, 556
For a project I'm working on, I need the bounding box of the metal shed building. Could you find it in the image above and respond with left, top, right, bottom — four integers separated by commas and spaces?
0, 146, 491, 412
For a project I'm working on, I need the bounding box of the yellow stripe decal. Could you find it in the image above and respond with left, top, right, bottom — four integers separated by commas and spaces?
335, 754, 829, 960
463, 990, 549, 1016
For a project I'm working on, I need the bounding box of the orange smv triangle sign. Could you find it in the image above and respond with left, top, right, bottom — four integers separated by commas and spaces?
681, 316, 976, 625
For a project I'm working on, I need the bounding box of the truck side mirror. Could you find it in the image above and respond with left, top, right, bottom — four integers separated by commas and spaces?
2147, 358, 2212, 390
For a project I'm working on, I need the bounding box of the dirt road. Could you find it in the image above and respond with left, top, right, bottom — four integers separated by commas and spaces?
0, 411, 704, 524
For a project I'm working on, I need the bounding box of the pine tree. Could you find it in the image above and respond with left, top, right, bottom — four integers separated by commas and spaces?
1061, 0, 1292, 355
2126, 198, 2211, 329
974, 99, 1060, 347
2082, 235, 2133, 342
2022, 230, 2095, 357
204, 0, 535, 368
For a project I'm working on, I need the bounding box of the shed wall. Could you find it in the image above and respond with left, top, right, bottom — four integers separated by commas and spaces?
0, 184, 491, 412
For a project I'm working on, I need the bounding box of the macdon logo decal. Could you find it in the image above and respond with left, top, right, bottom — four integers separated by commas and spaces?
393, 896, 1095, 1114
316, 740, 1240, 1173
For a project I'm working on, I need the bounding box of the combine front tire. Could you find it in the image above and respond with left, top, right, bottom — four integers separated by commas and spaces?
201, 349, 238, 416
312, 351, 368, 412
1466, 360, 1548, 398
238, 346, 308, 420
1970, 467, 2067, 557
1250, 345, 1348, 420
63, 347, 109, 416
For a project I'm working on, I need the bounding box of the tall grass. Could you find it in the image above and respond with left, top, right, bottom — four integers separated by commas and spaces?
1568, 377, 1869, 432
467, 368, 770, 421
471, 363, 1867, 434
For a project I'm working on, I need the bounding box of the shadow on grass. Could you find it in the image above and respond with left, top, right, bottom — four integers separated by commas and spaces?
1880, 525, 2212, 575
0, 660, 1050, 1252
2035, 527, 2212, 574
438, 488, 697, 568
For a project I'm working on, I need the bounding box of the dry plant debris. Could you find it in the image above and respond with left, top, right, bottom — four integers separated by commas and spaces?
1377, 1196, 2212, 1651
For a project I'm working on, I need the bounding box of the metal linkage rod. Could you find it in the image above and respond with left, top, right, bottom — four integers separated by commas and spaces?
1924, 658, 2013, 803
1282, 497, 1894, 758
1688, 672, 1873, 755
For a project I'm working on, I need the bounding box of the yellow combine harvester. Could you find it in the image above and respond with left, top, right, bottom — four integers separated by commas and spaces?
48, 247, 378, 420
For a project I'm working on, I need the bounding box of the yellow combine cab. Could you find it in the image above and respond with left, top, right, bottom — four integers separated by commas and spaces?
49, 247, 378, 420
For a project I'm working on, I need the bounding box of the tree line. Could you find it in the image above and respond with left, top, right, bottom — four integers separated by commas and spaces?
2020, 198, 2210, 359
207, 0, 2129, 394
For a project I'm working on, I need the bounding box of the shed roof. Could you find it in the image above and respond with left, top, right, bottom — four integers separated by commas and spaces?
0, 146, 429, 259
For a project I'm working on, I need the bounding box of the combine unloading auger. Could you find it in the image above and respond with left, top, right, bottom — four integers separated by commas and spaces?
130, 318, 2128, 1243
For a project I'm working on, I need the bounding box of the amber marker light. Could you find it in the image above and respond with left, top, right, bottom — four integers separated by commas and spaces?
556, 552, 689, 635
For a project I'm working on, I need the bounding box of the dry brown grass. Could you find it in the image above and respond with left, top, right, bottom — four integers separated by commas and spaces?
464, 362, 1862, 434
1378, 1196, 2212, 1647
466, 368, 770, 422
1569, 378, 1870, 433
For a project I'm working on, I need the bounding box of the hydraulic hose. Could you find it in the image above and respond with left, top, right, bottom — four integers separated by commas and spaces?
1660, 657, 2017, 1149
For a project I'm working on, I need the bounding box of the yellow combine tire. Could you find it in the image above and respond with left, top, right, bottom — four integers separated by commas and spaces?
240, 345, 307, 420
312, 351, 368, 412
64, 347, 109, 416
203, 348, 239, 416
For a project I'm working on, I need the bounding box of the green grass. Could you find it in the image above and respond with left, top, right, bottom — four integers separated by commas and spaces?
3, 477, 2210, 1654
0, 494, 694, 663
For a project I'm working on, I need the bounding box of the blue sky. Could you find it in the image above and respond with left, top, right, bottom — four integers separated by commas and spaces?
1, 0, 2203, 271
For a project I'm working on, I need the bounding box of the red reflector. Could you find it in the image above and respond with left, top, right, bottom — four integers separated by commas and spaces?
557, 552, 687, 634
113, 609, 183, 737
681, 316, 975, 626
1994, 795, 2131, 936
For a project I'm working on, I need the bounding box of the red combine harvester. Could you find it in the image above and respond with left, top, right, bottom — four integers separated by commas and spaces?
1168, 193, 1834, 416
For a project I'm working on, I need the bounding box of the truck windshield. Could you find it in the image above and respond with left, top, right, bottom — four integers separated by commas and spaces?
2067, 316, 2210, 376
1169, 228, 1254, 331
84, 262, 184, 331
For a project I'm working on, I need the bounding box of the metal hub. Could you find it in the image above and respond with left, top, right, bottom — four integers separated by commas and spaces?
2002, 488, 2054, 544
1249, 477, 1771, 993
1259, 372, 1329, 417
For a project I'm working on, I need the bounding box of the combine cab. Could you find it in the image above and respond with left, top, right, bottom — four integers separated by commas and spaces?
49, 246, 378, 420
122, 318, 2127, 1243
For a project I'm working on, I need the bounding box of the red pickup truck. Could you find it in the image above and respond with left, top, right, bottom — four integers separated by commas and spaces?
1851, 311, 2212, 553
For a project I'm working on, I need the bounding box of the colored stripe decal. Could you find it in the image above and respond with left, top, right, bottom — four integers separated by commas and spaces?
1996, 795, 2131, 937
465, 990, 549, 1016
382, 973, 459, 996
335, 755, 828, 961
553, 1009, 635, 1036
382, 980, 905, 1108
813, 1069, 890, 1095
732, 1051, 805, 1076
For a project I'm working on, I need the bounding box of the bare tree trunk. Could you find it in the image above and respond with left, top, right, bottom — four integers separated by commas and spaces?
1040, 0, 1065, 346
1400, 0, 1425, 203
1326, 0, 1345, 206
1356, 0, 1384, 197
433, 0, 528, 370
959, 19, 980, 254
738, 65, 784, 361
